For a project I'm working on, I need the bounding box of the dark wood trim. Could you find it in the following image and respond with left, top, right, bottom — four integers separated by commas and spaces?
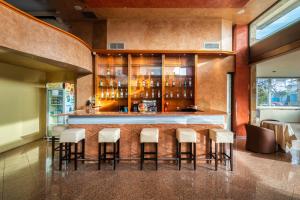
93, 49, 235, 56
250, 21, 300, 64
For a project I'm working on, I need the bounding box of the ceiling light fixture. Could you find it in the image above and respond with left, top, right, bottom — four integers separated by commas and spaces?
74, 5, 83, 11
237, 9, 245, 15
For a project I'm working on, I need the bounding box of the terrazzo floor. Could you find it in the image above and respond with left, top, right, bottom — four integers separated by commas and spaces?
0, 139, 299, 200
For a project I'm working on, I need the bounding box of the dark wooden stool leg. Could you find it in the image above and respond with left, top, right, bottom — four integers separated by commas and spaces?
209, 139, 212, 164
179, 143, 181, 170
52, 136, 55, 160
176, 140, 179, 165
117, 139, 120, 163
59, 143, 63, 170
113, 142, 116, 170
98, 143, 101, 170
103, 143, 107, 162
230, 143, 233, 171
74, 143, 78, 170
81, 139, 85, 164
68, 143, 72, 163
140, 143, 144, 170
219, 143, 223, 165
190, 143, 193, 163
215, 142, 218, 171
193, 143, 196, 170
155, 143, 158, 170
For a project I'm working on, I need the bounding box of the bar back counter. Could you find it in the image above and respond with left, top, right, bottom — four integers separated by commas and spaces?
67, 110, 226, 161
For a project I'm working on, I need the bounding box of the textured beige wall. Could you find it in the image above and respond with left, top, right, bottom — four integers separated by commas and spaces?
107, 18, 232, 50
0, 3, 92, 72
0, 62, 46, 153
196, 56, 235, 112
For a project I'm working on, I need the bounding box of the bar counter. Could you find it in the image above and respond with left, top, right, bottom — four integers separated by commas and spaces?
66, 110, 227, 160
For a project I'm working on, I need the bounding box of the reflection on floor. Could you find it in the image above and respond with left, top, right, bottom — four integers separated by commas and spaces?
0, 139, 300, 200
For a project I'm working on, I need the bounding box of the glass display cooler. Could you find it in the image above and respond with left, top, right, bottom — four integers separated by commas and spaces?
46, 82, 75, 137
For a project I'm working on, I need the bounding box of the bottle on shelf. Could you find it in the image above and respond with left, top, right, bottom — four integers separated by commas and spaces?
120, 88, 124, 98
190, 90, 193, 99
165, 91, 169, 98
172, 72, 176, 87
170, 91, 173, 99
99, 79, 104, 87
150, 78, 154, 88
183, 89, 187, 98
137, 80, 140, 88
145, 90, 149, 98
157, 89, 161, 98
106, 67, 110, 76
101, 89, 104, 99
184, 78, 187, 87
111, 88, 115, 99
118, 80, 121, 87
176, 89, 180, 98
188, 78, 192, 87
142, 79, 146, 87
106, 88, 109, 99
109, 78, 113, 87
164, 101, 169, 112
151, 89, 155, 98
165, 75, 169, 87
125, 89, 128, 98
116, 89, 119, 99
156, 80, 160, 87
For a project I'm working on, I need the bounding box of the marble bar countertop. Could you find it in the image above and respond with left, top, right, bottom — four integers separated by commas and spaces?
66, 110, 227, 125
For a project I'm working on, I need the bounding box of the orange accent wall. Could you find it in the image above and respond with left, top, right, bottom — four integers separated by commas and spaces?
233, 25, 250, 136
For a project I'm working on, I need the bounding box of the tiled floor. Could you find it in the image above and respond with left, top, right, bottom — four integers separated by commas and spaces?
0, 139, 299, 200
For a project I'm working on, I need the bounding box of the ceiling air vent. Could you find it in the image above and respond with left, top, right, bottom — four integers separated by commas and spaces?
203, 42, 220, 50
81, 11, 97, 19
108, 43, 125, 50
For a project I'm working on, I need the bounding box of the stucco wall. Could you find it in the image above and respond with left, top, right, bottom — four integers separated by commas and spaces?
107, 18, 232, 50
0, 2, 92, 72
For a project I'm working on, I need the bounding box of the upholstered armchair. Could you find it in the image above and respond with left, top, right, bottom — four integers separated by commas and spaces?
245, 124, 276, 154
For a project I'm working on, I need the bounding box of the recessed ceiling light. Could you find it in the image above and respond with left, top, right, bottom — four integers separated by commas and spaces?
74, 5, 83, 11
237, 9, 245, 15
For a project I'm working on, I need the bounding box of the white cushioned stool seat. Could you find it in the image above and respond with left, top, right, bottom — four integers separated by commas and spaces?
140, 128, 159, 143
52, 125, 67, 137
98, 128, 120, 143
176, 128, 197, 143
60, 128, 86, 143
209, 129, 234, 144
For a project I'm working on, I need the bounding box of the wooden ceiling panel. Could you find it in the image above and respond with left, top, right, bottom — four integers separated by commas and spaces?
85, 0, 250, 8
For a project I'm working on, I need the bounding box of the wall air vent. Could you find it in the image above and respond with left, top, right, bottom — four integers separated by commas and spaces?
108, 43, 125, 50
203, 42, 221, 50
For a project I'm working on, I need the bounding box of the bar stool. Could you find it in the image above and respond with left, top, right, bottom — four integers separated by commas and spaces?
176, 128, 197, 170
59, 128, 85, 170
140, 128, 159, 170
51, 125, 67, 160
209, 129, 234, 171
98, 128, 120, 170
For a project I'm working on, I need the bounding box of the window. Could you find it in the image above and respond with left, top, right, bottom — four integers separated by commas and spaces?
257, 78, 300, 107
250, 0, 300, 46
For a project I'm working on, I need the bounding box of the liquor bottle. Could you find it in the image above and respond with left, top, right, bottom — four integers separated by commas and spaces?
157, 89, 161, 98
184, 78, 187, 87
118, 80, 121, 87
142, 79, 146, 87
145, 90, 149, 98
106, 88, 109, 98
176, 89, 180, 98
99, 79, 103, 87
125, 89, 128, 98
109, 78, 113, 87
165, 76, 169, 87
164, 102, 169, 112
150, 79, 154, 88
111, 88, 115, 99
116, 89, 119, 99
137, 80, 140, 88
156, 80, 160, 87
120, 88, 124, 98
101, 89, 104, 99
170, 91, 173, 99
172, 73, 176, 87
190, 90, 193, 99
106, 67, 110, 76
183, 89, 187, 98
188, 78, 192, 87
165, 91, 169, 98
151, 89, 155, 98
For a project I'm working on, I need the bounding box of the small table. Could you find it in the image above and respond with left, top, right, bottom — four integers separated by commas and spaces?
261, 121, 297, 152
